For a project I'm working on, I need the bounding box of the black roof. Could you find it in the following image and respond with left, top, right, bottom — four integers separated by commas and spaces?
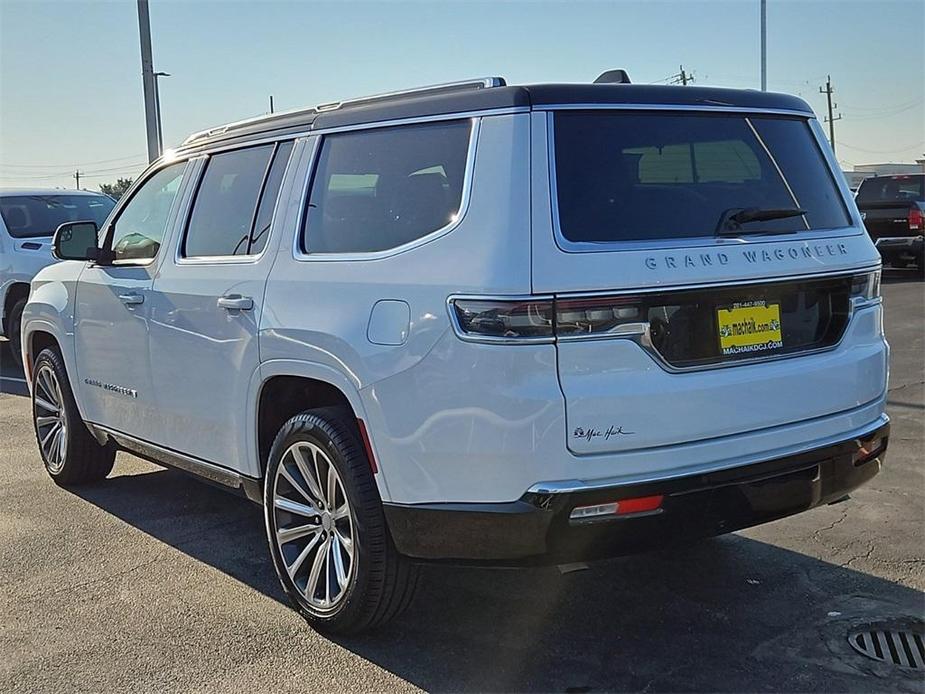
176, 81, 814, 154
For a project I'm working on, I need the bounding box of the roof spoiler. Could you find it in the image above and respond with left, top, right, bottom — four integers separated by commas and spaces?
593, 69, 631, 85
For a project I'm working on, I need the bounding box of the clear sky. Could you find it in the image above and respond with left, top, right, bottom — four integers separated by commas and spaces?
1, 0, 922, 190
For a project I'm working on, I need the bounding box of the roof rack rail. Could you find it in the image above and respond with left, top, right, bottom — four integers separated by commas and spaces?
182, 76, 506, 147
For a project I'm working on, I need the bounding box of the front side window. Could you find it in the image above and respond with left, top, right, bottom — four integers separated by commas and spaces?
302, 120, 471, 254
0, 194, 114, 239
109, 162, 186, 262
554, 112, 851, 243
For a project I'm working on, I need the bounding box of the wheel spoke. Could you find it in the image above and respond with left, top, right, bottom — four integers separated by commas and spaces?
49, 429, 62, 465
36, 415, 58, 428
56, 426, 66, 462
326, 465, 338, 510
33, 396, 59, 414
331, 534, 348, 590
278, 463, 315, 505
335, 528, 353, 558
292, 445, 325, 503
41, 421, 60, 450
37, 369, 56, 405
332, 503, 350, 521
277, 522, 321, 545
274, 496, 319, 518
305, 537, 329, 601
287, 531, 322, 579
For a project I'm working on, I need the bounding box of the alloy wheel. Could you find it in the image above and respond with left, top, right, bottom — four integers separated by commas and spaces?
272, 441, 355, 613
33, 364, 68, 473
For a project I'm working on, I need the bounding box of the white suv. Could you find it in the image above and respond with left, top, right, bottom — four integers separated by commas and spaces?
22, 74, 890, 634
0, 189, 114, 367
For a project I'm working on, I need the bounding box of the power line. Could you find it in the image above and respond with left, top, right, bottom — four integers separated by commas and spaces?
838, 140, 925, 154
0, 153, 146, 169
666, 65, 695, 86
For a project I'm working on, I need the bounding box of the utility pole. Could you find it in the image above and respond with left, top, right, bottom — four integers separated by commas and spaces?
137, 0, 159, 163
74, 170, 82, 190
819, 75, 842, 154
760, 0, 767, 91
668, 65, 695, 86
269, 95, 275, 114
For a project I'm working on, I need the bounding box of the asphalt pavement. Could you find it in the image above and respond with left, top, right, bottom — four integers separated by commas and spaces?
1, 271, 922, 693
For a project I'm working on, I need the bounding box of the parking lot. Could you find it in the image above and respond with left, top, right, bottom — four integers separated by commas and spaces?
0, 271, 921, 693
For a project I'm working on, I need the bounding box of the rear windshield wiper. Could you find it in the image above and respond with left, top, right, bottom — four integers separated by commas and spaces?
716, 207, 806, 236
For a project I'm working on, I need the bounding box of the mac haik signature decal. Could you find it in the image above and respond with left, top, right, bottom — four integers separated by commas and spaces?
573, 425, 634, 443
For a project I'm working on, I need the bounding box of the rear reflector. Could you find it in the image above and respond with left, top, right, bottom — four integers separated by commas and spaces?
569, 494, 664, 522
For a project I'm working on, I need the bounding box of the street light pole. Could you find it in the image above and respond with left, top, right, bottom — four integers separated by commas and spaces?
154, 71, 170, 156
137, 0, 159, 163
760, 0, 767, 91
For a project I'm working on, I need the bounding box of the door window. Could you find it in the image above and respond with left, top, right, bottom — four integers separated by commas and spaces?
182, 141, 293, 258
109, 162, 186, 262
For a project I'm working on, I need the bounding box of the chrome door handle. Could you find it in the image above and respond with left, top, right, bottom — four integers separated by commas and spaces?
118, 293, 144, 305
217, 295, 254, 311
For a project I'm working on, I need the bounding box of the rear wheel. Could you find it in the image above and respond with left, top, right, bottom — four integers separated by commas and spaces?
31, 348, 115, 485
264, 409, 418, 634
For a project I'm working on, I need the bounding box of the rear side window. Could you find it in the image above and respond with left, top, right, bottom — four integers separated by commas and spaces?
0, 194, 114, 239
553, 112, 851, 243
856, 175, 925, 203
302, 120, 471, 254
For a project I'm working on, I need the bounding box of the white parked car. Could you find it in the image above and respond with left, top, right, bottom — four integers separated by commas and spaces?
22, 73, 889, 634
0, 189, 114, 367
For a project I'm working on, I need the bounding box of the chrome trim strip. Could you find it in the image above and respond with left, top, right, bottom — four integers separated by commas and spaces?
526, 413, 890, 495
90, 423, 250, 489
293, 117, 482, 263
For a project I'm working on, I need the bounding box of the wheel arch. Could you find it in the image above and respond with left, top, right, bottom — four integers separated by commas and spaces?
1, 281, 29, 336
252, 360, 391, 501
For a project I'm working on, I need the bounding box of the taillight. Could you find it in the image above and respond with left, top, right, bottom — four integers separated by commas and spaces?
555, 296, 646, 338
850, 270, 881, 303
909, 207, 923, 231
451, 298, 555, 342
450, 296, 647, 342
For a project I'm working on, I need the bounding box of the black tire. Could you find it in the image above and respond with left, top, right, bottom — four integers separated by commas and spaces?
6, 297, 25, 370
264, 408, 418, 634
31, 347, 115, 485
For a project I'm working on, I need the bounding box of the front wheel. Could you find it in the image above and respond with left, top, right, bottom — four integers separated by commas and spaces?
264, 409, 418, 634
31, 348, 115, 485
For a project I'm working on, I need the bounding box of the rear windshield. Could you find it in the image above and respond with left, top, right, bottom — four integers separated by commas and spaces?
0, 194, 115, 239
553, 112, 850, 243
856, 175, 925, 204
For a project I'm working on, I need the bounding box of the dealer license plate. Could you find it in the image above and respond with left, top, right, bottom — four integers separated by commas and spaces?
717, 301, 783, 356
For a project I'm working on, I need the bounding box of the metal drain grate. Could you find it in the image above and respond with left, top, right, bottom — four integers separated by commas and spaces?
848, 625, 925, 669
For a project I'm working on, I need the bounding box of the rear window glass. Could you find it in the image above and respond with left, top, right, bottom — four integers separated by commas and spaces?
856, 175, 924, 203
553, 112, 850, 243
0, 194, 115, 239
302, 120, 471, 254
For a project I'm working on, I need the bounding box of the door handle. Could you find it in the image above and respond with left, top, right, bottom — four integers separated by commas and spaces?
118, 293, 144, 306
217, 295, 254, 311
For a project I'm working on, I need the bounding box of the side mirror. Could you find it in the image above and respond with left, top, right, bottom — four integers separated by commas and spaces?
53, 221, 100, 261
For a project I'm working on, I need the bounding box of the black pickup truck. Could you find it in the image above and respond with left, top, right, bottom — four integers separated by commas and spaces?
855, 174, 924, 271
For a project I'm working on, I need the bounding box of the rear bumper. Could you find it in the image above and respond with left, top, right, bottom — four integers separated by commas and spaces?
874, 235, 923, 258
384, 419, 889, 565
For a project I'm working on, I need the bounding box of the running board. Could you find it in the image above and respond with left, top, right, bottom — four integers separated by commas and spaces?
88, 423, 263, 502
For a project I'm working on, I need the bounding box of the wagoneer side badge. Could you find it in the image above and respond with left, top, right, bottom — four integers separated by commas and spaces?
84, 378, 137, 399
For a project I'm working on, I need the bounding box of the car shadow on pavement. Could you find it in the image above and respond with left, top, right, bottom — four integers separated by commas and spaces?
71, 465, 924, 693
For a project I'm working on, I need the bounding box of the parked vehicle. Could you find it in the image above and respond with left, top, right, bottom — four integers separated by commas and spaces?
856, 174, 925, 271
0, 189, 115, 368
21, 73, 889, 634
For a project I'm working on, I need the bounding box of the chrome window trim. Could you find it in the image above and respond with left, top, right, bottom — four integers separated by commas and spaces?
526, 413, 890, 494
293, 117, 481, 263
173, 140, 297, 267
543, 103, 815, 117
544, 110, 863, 255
